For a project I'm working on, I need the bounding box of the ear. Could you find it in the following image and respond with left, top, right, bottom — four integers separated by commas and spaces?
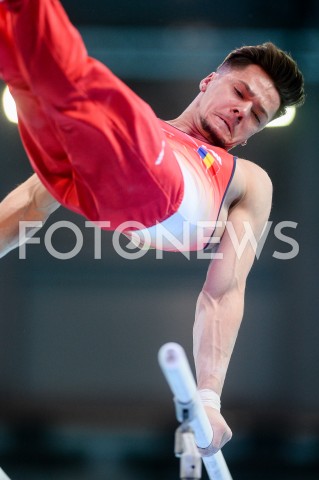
199, 72, 216, 92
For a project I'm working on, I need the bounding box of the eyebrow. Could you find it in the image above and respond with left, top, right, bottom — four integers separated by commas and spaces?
237, 80, 269, 120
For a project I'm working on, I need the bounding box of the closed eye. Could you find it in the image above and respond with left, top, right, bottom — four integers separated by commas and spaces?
234, 87, 243, 98
235, 87, 260, 124
252, 111, 261, 124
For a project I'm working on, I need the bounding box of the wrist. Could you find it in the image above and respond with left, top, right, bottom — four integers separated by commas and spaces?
198, 388, 221, 412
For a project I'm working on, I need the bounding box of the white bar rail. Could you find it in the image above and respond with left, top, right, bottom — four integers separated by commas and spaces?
0, 468, 11, 480
158, 342, 232, 480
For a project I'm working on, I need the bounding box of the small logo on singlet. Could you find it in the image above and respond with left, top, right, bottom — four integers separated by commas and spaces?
197, 146, 222, 169
155, 140, 166, 165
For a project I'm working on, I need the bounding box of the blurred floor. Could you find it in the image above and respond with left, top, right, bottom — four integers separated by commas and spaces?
0, 425, 318, 480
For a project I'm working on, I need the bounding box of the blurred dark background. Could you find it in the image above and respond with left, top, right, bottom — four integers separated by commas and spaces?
0, 1, 318, 478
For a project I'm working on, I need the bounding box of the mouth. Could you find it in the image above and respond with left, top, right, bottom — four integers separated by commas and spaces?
218, 115, 232, 135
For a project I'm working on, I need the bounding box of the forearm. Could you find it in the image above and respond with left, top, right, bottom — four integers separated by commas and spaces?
0, 201, 41, 258
193, 287, 244, 396
0, 206, 41, 258
0, 175, 59, 258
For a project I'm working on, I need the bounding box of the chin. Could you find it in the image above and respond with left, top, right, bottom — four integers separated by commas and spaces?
200, 117, 226, 149
207, 132, 227, 150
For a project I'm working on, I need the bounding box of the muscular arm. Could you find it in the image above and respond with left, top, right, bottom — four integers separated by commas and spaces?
193, 161, 273, 451
0, 173, 60, 258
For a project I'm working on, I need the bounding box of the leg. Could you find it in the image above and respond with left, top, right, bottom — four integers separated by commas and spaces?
3, 0, 184, 227
0, 5, 79, 211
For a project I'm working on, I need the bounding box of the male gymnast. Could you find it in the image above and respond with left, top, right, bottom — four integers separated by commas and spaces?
0, 0, 304, 455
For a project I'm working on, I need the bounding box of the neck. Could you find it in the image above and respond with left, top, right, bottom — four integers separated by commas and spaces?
166, 114, 205, 142
166, 94, 214, 144
167, 115, 224, 148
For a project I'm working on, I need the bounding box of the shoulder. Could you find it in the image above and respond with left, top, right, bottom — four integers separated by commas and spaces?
228, 157, 273, 229
236, 157, 272, 202
238, 157, 272, 186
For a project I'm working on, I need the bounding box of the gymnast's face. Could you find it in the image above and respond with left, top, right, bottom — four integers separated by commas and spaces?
196, 64, 280, 150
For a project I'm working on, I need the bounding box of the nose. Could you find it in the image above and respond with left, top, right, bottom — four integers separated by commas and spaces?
233, 108, 242, 122
233, 102, 251, 122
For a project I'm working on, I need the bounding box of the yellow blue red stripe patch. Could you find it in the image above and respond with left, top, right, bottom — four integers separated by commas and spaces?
197, 146, 215, 169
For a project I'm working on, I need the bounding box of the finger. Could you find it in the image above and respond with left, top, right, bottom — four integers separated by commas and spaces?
198, 441, 219, 457
220, 428, 232, 449
198, 427, 232, 456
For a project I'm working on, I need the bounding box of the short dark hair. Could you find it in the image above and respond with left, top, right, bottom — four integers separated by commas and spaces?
218, 42, 305, 119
